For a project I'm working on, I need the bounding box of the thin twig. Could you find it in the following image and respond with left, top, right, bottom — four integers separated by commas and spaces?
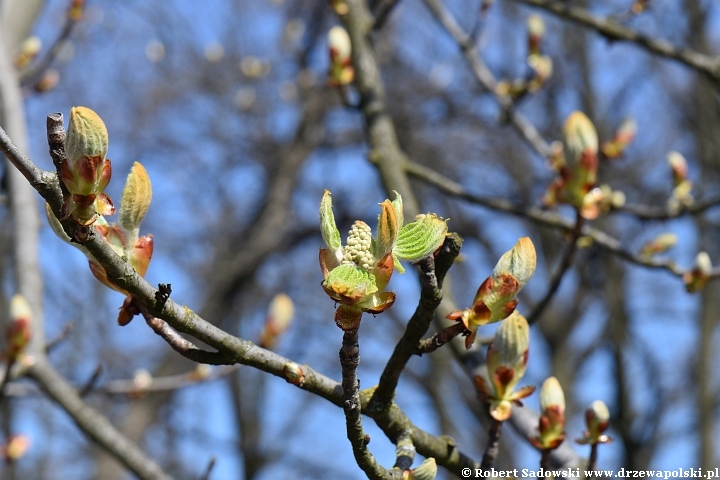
540, 449, 551, 469
404, 159, 712, 279
198, 456, 217, 480
393, 431, 415, 470
619, 196, 720, 220
0, 361, 15, 399
79, 364, 103, 397
27, 358, 174, 480
339, 327, 397, 479
423, 0, 554, 158
480, 418, 502, 470
2, 365, 240, 397
511, 0, 720, 82
45, 322, 74, 353
20, 0, 83, 87
527, 210, 584, 325
372, 0, 402, 29
0, 121, 482, 476
369, 236, 461, 413
588, 443, 598, 470
136, 301, 234, 365
417, 322, 468, 355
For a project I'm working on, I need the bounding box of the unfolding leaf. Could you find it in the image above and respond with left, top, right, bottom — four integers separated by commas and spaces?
394, 214, 447, 262
119, 162, 152, 240
319, 190, 342, 252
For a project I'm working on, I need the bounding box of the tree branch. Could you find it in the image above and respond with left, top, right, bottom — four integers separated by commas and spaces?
527, 210, 584, 325
340, 328, 400, 479
0, 123, 481, 477
369, 235, 461, 413
423, 0, 554, 158
136, 300, 234, 365
404, 159, 716, 279
510, 0, 720, 82
19, 0, 82, 87
619, 195, 720, 220
27, 358, 174, 480
341, 0, 420, 217
480, 418, 502, 470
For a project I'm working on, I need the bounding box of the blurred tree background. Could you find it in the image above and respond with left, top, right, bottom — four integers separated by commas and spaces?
0, 0, 719, 479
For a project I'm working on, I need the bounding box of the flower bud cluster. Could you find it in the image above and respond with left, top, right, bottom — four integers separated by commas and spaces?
544, 111, 603, 219
601, 118, 637, 159
343, 221, 374, 269
319, 191, 447, 330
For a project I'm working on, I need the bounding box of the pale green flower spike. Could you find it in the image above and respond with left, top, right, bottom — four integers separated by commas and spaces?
319, 191, 448, 329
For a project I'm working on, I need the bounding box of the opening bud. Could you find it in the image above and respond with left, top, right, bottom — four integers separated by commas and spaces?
530, 376, 566, 450
577, 400, 611, 445
260, 293, 295, 349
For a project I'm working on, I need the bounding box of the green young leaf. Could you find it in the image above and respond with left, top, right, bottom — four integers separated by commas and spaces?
394, 214, 447, 262
119, 162, 153, 242
390, 191, 403, 232
375, 199, 399, 257
392, 252, 405, 274
322, 263, 378, 306
319, 190, 342, 252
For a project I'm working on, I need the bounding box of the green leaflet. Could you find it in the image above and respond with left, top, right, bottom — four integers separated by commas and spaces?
375, 199, 399, 258
394, 214, 447, 262
323, 263, 378, 301
392, 252, 405, 274
319, 190, 342, 252
119, 162, 153, 242
390, 191, 403, 233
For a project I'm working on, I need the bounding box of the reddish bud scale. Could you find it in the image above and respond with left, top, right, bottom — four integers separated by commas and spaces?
5, 319, 31, 362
